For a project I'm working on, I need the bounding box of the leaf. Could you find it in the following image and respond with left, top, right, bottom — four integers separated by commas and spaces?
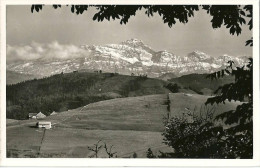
31, 5, 34, 13
93, 13, 99, 21
240, 10, 245, 16
239, 17, 246, 25
71, 5, 75, 13
248, 19, 253, 30
245, 38, 253, 46
35, 6, 39, 12
229, 26, 235, 35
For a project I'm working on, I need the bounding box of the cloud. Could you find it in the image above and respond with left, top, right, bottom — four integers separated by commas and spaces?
7, 41, 90, 63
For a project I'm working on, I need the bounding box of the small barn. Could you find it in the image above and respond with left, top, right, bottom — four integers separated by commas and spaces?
35, 112, 46, 119
29, 112, 46, 119
28, 113, 38, 119
36, 121, 51, 129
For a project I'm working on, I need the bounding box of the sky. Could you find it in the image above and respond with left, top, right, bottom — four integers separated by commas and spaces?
7, 5, 252, 62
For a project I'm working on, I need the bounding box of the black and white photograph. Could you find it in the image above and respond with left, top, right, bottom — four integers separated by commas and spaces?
0, 0, 260, 166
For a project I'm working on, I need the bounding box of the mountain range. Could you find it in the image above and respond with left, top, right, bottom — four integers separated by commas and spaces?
7, 38, 251, 78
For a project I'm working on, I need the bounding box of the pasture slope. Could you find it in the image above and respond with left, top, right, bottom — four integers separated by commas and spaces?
168, 73, 234, 95
7, 93, 240, 158
168, 93, 241, 118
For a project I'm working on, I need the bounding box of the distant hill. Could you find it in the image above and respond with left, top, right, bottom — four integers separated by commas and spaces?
169, 73, 234, 95
6, 72, 170, 119
157, 73, 178, 81
6, 70, 39, 85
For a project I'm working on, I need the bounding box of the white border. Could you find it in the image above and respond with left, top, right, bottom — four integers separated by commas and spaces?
0, 0, 259, 166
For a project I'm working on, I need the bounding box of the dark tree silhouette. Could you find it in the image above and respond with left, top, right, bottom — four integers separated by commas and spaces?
104, 142, 117, 158
146, 148, 156, 158
87, 140, 103, 158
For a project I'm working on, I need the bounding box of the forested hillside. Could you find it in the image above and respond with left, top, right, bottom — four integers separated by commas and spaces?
7, 72, 170, 119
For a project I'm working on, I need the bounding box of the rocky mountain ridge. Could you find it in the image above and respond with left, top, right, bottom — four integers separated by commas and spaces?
7, 38, 250, 78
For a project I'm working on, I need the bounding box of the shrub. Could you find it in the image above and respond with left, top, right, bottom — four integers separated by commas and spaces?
164, 83, 180, 93
146, 148, 156, 158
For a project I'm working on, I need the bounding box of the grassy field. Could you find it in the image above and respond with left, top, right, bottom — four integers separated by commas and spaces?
169, 73, 234, 95
7, 126, 44, 158
48, 94, 169, 132
7, 126, 172, 158
7, 93, 240, 158
41, 128, 172, 158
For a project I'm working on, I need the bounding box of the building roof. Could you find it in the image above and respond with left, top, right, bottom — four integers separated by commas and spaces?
50, 111, 57, 115
36, 112, 46, 118
37, 121, 51, 124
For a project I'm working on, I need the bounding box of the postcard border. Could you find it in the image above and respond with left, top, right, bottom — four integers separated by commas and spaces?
1, 0, 259, 166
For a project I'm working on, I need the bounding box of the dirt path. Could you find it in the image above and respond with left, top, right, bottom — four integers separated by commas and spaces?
38, 129, 47, 154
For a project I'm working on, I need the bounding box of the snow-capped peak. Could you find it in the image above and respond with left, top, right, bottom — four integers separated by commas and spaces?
193, 50, 208, 55
126, 38, 143, 43
187, 50, 211, 61
218, 54, 234, 60
7, 39, 249, 78
121, 38, 145, 47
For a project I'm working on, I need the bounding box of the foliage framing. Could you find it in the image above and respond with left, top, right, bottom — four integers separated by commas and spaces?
31, 5, 252, 45
162, 59, 253, 158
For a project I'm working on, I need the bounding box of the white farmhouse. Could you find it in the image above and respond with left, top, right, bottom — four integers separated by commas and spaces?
36, 121, 51, 129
